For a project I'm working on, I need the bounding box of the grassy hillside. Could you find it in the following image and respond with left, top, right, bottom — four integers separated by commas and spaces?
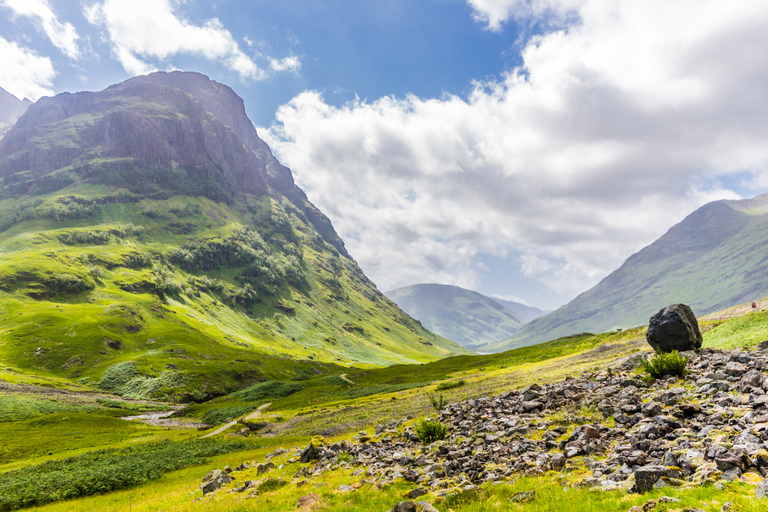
386, 284, 527, 349
0, 73, 467, 402
487, 194, 768, 351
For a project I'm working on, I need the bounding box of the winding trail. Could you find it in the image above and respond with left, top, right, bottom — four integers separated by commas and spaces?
200, 402, 272, 438
339, 373, 356, 385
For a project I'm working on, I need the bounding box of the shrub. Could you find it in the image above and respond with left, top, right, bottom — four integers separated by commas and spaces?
416, 419, 448, 444
0, 439, 249, 510
436, 379, 466, 391
230, 381, 304, 402
202, 405, 256, 426
426, 392, 447, 411
641, 351, 689, 381
337, 451, 352, 463
256, 477, 287, 493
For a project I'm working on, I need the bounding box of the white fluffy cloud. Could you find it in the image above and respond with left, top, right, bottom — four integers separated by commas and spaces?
1, 0, 80, 59
0, 36, 55, 100
84, 0, 265, 78
262, 0, 768, 305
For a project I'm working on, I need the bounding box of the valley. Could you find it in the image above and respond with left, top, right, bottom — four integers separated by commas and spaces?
1, 72, 768, 512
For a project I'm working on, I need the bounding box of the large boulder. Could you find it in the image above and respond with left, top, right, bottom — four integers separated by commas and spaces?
646, 304, 702, 353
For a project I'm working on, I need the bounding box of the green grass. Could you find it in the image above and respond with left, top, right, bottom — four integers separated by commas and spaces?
0, 439, 254, 511
703, 309, 768, 349
0, 396, 95, 422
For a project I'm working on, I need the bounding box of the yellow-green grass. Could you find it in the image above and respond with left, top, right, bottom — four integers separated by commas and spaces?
26, 451, 767, 512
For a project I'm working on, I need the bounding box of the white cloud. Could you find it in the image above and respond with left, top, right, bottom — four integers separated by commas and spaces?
1, 0, 80, 59
84, 0, 265, 79
0, 36, 55, 100
262, 0, 768, 306
269, 55, 301, 73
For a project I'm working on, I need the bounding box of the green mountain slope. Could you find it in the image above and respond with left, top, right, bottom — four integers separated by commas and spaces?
486, 194, 768, 351
385, 283, 527, 349
0, 71, 467, 401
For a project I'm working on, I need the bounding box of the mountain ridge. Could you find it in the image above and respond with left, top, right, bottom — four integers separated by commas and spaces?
0, 72, 467, 400
386, 283, 529, 349
486, 193, 768, 351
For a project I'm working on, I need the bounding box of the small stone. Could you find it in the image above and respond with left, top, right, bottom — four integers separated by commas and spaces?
510, 490, 536, 503
407, 487, 428, 499
297, 492, 324, 509
392, 501, 418, 512
757, 477, 768, 498
416, 502, 439, 512
200, 470, 232, 495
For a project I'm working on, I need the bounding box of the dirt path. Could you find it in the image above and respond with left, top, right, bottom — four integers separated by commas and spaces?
339, 373, 356, 385
200, 402, 272, 438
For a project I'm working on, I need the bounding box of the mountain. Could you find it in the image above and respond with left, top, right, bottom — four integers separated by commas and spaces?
385, 283, 528, 349
0, 71, 467, 401
492, 297, 548, 322
0, 86, 32, 139
484, 193, 768, 351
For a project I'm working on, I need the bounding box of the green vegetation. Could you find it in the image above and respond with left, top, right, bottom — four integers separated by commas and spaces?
426, 392, 447, 411
415, 419, 448, 444
0, 439, 251, 511
436, 379, 466, 391
229, 381, 304, 403
201, 405, 256, 426
640, 351, 689, 381
0, 396, 94, 423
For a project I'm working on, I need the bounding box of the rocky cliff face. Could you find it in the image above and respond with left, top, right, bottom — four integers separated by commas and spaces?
0, 71, 349, 255
0, 87, 32, 140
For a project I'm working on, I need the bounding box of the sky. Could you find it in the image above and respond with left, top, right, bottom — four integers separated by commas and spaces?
2, 0, 768, 310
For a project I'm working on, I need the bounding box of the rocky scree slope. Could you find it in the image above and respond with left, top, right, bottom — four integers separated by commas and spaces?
0, 71, 465, 400
491, 193, 768, 351
204, 347, 768, 507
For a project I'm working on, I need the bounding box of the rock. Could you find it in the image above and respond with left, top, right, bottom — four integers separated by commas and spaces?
256, 462, 275, 475
634, 465, 680, 493
551, 453, 566, 470
297, 492, 324, 509
300, 443, 320, 463
200, 469, 232, 495
392, 501, 418, 512
407, 487, 428, 499
417, 502, 439, 512
646, 304, 702, 353
510, 490, 536, 503
757, 477, 768, 498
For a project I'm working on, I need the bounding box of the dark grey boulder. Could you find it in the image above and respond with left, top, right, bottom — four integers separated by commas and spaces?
646, 304, 702, 353
200, 469, 232, 495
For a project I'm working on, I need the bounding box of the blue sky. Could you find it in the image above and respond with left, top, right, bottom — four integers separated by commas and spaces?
3, 0, 768, 310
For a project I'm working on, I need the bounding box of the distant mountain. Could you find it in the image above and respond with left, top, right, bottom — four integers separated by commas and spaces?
0, 71, 467, 401
386, 283, 528, 350
492, 297, 548, 322
485, 193, 768, 352
0, 87, 32, 139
